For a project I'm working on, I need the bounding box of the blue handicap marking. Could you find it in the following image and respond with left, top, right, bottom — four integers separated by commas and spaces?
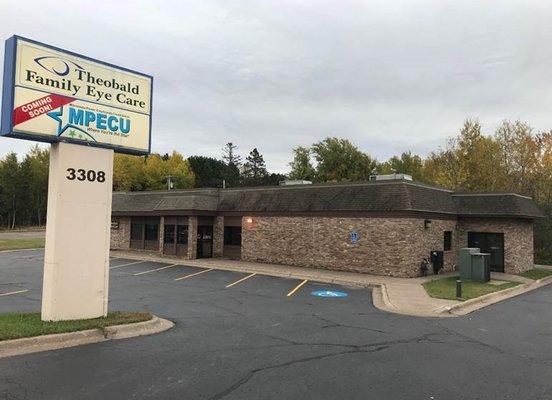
311, 290, 348, 298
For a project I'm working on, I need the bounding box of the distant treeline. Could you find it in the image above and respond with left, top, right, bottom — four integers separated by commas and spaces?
1, 119, 550, 263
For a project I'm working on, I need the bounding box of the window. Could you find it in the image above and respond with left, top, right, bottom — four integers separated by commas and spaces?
224, 226, 242, 246
164, 225, 175, 244
145, 220, 159, 241
130, 221, 143, 240
177, 225, 188, 244
444, 231, 452, 251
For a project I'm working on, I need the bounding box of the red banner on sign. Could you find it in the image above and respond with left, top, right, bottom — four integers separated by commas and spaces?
13, 94, 74, 126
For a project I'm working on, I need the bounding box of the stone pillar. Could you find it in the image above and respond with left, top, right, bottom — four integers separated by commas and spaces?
213, 216, 224, 258
187, 216, 198, 259
110, 216, 130, 250
158, 216, 165, 254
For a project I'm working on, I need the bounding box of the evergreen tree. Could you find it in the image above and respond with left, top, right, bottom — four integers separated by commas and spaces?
221, 142, 242, 187
188, 156, 227, 188
242, 148, 268, 185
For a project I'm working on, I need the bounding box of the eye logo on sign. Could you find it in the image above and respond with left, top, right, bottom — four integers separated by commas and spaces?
2, 36, 152, 155
349, 231, 359, 244
34, 56, 84, 76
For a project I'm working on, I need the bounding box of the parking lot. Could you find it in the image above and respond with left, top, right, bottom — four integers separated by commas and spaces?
1, 249, 552, 400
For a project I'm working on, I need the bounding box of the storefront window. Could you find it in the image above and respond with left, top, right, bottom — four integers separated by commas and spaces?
164, 225, 175, 244
130, 220, 143, 240
145, 219, 159, 241
224, 226, 242, 246
177, 225, 188, 244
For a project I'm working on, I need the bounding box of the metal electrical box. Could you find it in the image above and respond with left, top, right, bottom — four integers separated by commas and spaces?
471, 253, 491, 283
458, 248, 479, 280
458, 247, 491, 282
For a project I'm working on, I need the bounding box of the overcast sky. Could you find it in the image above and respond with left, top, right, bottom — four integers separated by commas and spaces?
1, 0, 551, 172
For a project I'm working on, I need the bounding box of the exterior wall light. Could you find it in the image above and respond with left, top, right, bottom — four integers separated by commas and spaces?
245, 217, 253, 224
424, 219, 432, 230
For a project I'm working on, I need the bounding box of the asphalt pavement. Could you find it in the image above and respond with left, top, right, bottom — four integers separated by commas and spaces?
0, 249, 551, 400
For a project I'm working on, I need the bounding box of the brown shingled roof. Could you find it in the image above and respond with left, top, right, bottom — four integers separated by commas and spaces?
111, 180, 543, 219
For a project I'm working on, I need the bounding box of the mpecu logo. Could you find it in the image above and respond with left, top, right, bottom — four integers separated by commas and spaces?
34, 56, 84, 77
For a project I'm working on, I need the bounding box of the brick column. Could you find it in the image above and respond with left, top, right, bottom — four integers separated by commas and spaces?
187, 216, 198, 259
158, 216, 165, 254
213, 216, 224, 258
110, 216, 131, 250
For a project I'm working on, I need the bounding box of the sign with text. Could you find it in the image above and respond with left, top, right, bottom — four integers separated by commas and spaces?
1, 36, 152, 155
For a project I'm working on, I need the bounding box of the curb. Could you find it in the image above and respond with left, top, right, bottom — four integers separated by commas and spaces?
0, 315, 174, 359
112, 251, 552, 318
440, 275, 552, 316
0, 247, 44, 253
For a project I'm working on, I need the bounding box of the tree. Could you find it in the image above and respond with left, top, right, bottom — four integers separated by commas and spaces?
242, 148, 268, 185
221, 143, 242, 187
222, 142, 241, 166
113, 151, 194, 191
495, 120, 541, 196
288, 146, 316, 181
311, 137, 376, 182
21, 146, 49, 225
379, 151, 424, 181
113, 154, 147, 191
0, 153, 23, 228
188, 156, 227, 188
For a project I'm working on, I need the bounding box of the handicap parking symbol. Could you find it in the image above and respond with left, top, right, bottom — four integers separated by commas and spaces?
311, 290, 348, 298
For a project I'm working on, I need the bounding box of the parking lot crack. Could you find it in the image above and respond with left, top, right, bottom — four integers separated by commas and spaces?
207, 345, 390, 400
315, 316, 388, 334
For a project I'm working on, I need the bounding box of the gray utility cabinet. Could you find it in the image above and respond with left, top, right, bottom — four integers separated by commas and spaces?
458, 248, 491, 283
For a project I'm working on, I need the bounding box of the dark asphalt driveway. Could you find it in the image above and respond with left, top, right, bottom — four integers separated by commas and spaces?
0, 249, 551, 400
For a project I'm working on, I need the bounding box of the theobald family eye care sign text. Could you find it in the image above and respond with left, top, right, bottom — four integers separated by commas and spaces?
1, 36, 152, 155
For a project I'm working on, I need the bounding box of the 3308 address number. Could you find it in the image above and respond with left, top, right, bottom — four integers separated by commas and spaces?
66, 168, 106, 182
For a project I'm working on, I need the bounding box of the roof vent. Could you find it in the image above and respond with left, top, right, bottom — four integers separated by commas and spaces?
279, 180, 313, 186
369, 173, 413, 182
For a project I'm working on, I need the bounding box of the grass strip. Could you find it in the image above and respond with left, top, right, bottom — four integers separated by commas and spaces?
423, 276, 520, 301
520, 268, 552, 280
0, 311, 152, 341
0, 238, 45, 251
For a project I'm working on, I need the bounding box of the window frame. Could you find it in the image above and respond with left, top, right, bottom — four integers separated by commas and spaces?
443, 231, 452, 251
177, 225, 189, 245
224, 226, 242, 246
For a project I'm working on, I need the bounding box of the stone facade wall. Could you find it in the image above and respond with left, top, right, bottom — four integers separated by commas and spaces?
241, 216, 458, 277
110, 217, 130, 250
458, 218, 534, 274
213, 216, 224, 258
187, 216, 198, 259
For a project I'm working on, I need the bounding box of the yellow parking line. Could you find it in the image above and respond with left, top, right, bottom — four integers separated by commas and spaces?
0, 289, 29, 297
286, 279, 308, 297
110, 260, 146, 270
134, 264, 179, 276
225, 273, 257, 288
174, 268, 213, 281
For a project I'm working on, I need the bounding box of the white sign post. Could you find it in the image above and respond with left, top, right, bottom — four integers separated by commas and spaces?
42, 143, 113, 320
1, 36, 152, 321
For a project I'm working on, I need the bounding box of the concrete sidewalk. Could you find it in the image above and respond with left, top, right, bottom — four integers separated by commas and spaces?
111, 250, 548, 318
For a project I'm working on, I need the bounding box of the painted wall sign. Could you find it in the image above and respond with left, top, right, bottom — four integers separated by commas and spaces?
311, 290, 348, 298
349, 231, 359, 244
1, 36, 152, 155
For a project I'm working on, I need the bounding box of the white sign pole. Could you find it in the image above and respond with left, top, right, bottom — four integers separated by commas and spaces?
42, 142, 113, 321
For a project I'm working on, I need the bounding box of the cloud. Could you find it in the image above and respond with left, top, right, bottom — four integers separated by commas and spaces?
1, 0, 552, 171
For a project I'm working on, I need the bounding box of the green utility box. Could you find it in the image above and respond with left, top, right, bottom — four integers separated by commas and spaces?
471, 253, 491, 283
458, 248, 480, 280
